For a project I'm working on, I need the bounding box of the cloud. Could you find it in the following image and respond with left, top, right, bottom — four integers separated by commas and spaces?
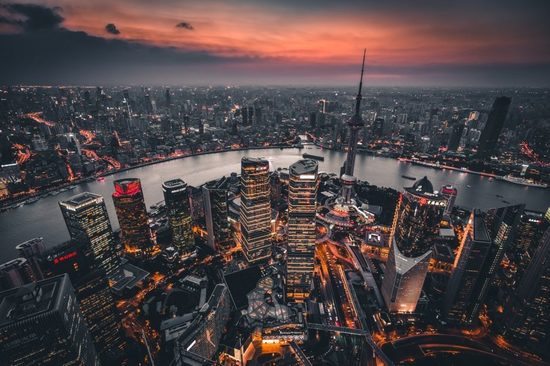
0, 3, 64, 31
104, 23, 120, 35
175, 21, 193, 30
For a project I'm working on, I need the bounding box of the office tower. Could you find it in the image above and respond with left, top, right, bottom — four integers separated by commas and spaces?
447, 121, 465, 151
476, 96, 511, 158
0, 258, 37, 291
41, 240, 125, 359
441, 185, 458, 215
465, 204, 523, 323
165, 88, 171, 108
203, 178, 230, 251
500, 227, 550, 357
286, 159, 319, 302
239, 157, 272, 263
14, 237, 45, 280
59, 192, 120, 278
112, 178, 156, 259
309, 111, 316, 128
173, 284, 231, 365
163, 179, 194, 255
443, 210, 492, 323
381, 242, 431, 313
373, 117, 384, 138
394, 176, 447, 257
515, 209, 546, 252
0, 274, 99, 366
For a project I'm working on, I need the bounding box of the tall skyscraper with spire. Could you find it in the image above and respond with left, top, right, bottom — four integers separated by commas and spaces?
340, 50, 366, 203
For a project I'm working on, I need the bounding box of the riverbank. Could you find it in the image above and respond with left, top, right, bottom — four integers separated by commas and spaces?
0, 144, 300, 210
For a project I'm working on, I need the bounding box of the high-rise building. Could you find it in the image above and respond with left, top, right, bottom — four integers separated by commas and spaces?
59, 192, 120, 278
239, 157, 272, 263
173, 284, 231, 365
112, 178, 157, 259
0, 258, 37, 291
381, 242, 432, 313
40, 240, 125, 360
286, 159, 318, 302
163, 179, 194, 255
203, 178, 230, 251
514, 209, 546, 253
0, 274, 99, 366
443, 210, 492, 323
447, 122, 465, 151
15, 237, 45, 280
441, 185, 458, 215
394, 176, 447, 257
476, 96, 511, 159
500, 226, 550, 358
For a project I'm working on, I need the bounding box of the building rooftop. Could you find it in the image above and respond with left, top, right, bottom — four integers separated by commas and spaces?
289, 159, 318, 176
473, 210, 491, 243
0, 274, 68, 328
392, 242, 432, 274
162, 178, 187, 190
59, 192, 103, 209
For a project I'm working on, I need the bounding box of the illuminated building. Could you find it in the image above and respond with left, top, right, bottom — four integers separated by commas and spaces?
163, 179, 194, 255
112, 178, 156, 259
59, 192, 120, 278
0, 258, 37, 291
41, 240, 125, 360
173, 284, 231, 365
0, 274, 99, 366
447, 121, 465, 151
394, 176, 447, 257
443, 210, 492, 323
514, 209, 545, 252
286, 159, 318, 302
476, 96, 511, 159
501, 226, 550, 358
381, 241, 431, 313
440, 185, 458, 215
203, 178, 230, 251
239, 157, 272, 263
15, 237, 45, 280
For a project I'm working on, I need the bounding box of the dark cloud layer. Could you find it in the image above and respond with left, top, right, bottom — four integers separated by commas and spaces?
175, 21, 193, 30
0, 3, 63, 31
105, 23, 120, 35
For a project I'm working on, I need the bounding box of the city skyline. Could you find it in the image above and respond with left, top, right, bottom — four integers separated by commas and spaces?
1, 1, 550, 86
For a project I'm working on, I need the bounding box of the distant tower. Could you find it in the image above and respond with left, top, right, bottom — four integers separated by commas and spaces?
15, 237, 45, 280
162, 179, 194, 255
0, 258, 37, 291
286, 159, 319, 302
476, 96, 511, 159
0, 274, 99, 366
239, 157, 272, 263
59, 192, 120, 278
112, 178, 156, 259
441, 185, 458, 215
443, 210, 492, 323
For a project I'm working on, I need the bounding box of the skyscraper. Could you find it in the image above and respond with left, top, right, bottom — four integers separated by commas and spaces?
501, 226, 550, 358
381, 242, 432, 313
163, 179, 194, 255
59, 192, 120, 278
0, 274, 99, 366
394, 176, 447, 257
447, 121, 465, 151
441, 185, 458, 215
203, 178, 230, 251
443, 210, 492, 323
112, 178, 157, 259
286, 159, 318, 302
476, 96, 511, 159
239, 157, 272, 263
41, 240, 126, 360
14, 237, 45, 280
0, 257, 37, 291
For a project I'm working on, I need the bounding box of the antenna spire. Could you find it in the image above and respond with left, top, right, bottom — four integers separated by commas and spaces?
354, 49, 366, 117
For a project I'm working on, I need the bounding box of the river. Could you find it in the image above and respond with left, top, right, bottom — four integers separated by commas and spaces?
1, 146, 549, 262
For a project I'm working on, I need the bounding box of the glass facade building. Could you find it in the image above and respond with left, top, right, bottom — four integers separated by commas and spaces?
112, 178, 157, 259
0, 274, 99, 366
59, 192, 120, 278
239, 157, 272, 263
286, 159, 318, 302
203, 178, 230, 251
162, 179, 194, 255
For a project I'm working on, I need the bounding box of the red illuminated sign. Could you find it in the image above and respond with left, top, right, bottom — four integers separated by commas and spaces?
114, 180, 142, 197
53, 251, 77, 264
